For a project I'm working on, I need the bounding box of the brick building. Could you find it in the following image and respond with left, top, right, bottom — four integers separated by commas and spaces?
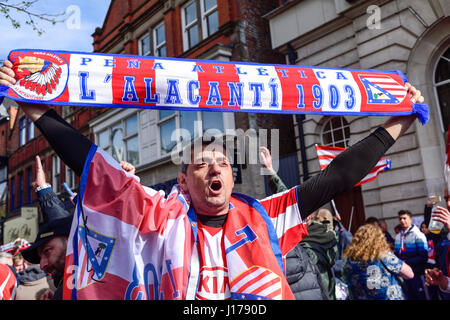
89, 0, 299, 198
1, 0, 301, 244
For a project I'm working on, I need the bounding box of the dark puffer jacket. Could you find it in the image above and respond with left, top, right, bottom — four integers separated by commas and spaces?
299, 222, 338, 300
285, 241, 329, 300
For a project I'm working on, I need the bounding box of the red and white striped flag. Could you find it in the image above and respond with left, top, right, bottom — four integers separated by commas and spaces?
315, 144, 391, 186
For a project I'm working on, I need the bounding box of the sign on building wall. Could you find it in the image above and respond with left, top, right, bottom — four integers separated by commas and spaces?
3, 207, 38, 244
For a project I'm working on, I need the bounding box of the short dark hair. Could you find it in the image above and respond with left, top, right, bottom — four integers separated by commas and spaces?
398, 209, 412, 217
365, 216, 380, 225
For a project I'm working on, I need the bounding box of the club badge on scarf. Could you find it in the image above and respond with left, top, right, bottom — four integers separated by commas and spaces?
0, 49, 429, 124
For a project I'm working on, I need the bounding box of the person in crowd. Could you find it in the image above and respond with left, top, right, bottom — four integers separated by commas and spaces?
365, 217, 394, 249
420, 221, 441, 299
0, 59, 425, 299
394, 224, 402, 235
394, 209, 428, 299
300, 208, 338, 299
0, 252, 19, 300
331, 210, 352, 300
343, 223, 413, 300
379, 219, 395, 249
425, 194, 450, 298
260, 146, 330, 299
425, 267, 450, 294
365, 216, 380, 227
420, 222, 439, 269
15, 263, 57, 300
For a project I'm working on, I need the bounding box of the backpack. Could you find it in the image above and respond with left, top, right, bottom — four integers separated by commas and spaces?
285, 242, 330, 300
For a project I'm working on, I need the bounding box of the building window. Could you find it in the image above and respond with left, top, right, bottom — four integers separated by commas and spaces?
65, 166, 76, 190
27, 118, 34, 141
154, 22, 166, 57
158, 110, 224, 155
19, 117, 26, 147
139, 34, 151, 56
202, 0, 219, 37
52, 155, 61, 193
95, 114, 139, 165
10, 177, 15, 210
434, 45, 450, 132
139, 22, 166, 57
321, 116, 351, 148
182, 0, 218, 51
27, 167, 32, 204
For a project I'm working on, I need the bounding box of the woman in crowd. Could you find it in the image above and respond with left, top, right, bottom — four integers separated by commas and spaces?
342, 223, 414, 300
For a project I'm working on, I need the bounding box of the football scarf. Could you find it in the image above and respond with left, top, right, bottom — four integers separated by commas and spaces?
0, 49, 429, 124
62, 145, 303, 300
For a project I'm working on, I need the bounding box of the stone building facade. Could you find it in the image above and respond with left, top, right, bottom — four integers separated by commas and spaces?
266, 0, 450, 232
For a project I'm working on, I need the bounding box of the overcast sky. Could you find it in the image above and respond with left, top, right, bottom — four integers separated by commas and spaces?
0, 0, 111, 59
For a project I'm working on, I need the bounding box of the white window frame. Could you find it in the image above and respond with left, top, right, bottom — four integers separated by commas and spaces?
157, 110, 233, 158
65, 166, 76, 190
27, 118, 35, 141
94, 110, 140, 165
153, 21, 166, 57
138, 33, 151, 56
320, 116, 351, 148
52, 155, 61, 193
181, 0, 200, 51
19, 116, 26, 147
182, 0, 218, 51
432, 45, 450, 133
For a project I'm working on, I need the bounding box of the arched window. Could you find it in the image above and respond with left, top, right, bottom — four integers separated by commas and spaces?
321, 116, 351, 148
434, 45, 450, 132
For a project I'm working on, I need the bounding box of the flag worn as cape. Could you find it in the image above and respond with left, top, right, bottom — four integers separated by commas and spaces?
315, 144, 391, 186
0, 49, 429, 124
62, 145, 306, 300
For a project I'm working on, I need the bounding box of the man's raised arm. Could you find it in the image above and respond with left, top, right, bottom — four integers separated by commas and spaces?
296, 84, 424, 219
0, 60, 92, 176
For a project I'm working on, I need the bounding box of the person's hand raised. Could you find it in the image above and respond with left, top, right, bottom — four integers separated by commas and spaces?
31, 155, 47, 190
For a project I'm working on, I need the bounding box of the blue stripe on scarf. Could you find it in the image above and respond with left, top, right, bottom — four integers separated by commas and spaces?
71, 143, 97, 300
231, 192, 285, 276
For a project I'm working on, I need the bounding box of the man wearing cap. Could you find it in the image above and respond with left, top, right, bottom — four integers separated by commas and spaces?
21, 156, 73, 299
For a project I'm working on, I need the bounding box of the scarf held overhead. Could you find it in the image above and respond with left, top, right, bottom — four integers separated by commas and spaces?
0, 49, 429, 124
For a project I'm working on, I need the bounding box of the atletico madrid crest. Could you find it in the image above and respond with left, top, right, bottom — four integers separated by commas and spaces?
77, 225, 116, 287
359, 74, 407, 105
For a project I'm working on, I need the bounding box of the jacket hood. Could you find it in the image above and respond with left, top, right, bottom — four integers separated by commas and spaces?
304, 222, 337, 246
18, 265, 48, 283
